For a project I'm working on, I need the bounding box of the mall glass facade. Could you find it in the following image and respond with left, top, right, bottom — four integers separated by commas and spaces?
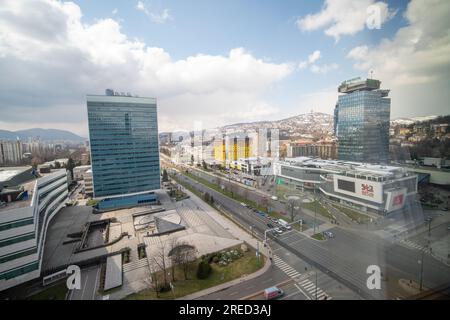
87, 95, 160, 198
336, 89, 390, 164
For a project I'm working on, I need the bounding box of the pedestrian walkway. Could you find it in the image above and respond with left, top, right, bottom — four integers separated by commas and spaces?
400, 239, 429, 253
272, 254, 331, 300
123, 258, 149, 273
272, 255, 301, 279
296, 277, 331, 300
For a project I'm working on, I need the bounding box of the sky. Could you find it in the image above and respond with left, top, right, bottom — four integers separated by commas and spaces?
0, 0, 449, 137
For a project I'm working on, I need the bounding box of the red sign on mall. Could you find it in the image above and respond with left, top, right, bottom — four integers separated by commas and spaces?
361, 184, 374, 198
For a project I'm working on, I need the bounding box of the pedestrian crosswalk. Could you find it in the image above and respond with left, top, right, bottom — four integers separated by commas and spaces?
296, 278, 330, 300
401, 239, 429, 253
273, 255, 301, 279
272, 254, 332, 300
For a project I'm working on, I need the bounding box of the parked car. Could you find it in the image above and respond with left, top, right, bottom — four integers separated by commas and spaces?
267, 223, 274, 229
441, 207, 449, 211
240, 202, 247, 207
271, 196, 278, 201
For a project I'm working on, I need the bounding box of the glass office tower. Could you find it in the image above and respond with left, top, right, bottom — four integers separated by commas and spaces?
87, 91, 160, 202
335, 78, 390, 164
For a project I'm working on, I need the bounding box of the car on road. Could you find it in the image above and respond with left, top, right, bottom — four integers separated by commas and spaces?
271, 196, 278, 201
323, 231, 335, 238
441, 207, 449, 211
264, 286, 284, 300
274, 228, 283, 234
240, 202, 247, 207
258, 211, 267, 217
447, 225, 450, 231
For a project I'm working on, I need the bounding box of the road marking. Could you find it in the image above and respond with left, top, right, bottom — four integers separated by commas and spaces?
294, 284, 311, 300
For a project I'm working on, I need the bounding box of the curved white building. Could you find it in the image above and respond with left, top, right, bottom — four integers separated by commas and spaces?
0, 169, 68, 291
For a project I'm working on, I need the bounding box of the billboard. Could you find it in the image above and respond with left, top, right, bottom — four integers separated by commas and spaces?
333, 175, 383, 203
385, 188, 407, 212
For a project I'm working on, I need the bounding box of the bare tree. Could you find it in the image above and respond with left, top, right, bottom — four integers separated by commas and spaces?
151, 240, 169, 289
287, 198, 300, 222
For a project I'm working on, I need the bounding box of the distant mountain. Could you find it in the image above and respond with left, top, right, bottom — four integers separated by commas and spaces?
0, 128, 86, 143
391, 115, 439, 126
220, 112, 334, 136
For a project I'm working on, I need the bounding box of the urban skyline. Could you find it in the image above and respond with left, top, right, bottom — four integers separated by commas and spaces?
1, 0, 449, 136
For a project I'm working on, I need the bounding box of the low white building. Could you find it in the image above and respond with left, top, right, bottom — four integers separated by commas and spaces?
73, 165, 91, 181
0, 169, 68, 292
273, 157, 418, 215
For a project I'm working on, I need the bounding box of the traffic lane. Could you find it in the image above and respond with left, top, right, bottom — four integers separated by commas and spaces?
198, 267, 290, 300
69, 266, 101, 300
328, 226, 450, 290
176, 173, 270, 235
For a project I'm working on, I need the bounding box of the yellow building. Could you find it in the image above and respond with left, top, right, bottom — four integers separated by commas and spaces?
213, 136, 252, 166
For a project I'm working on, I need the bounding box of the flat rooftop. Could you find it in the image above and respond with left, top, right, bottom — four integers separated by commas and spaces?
0, 166, 32, 183
280, 157, 413, 179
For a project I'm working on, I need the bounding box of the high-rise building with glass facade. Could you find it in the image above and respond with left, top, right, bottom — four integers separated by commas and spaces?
335, 78, 390, 164
87, 91, 160, 204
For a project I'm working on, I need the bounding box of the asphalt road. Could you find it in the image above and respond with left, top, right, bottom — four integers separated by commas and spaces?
169, 167, 450, 300
68, 266, 101, 300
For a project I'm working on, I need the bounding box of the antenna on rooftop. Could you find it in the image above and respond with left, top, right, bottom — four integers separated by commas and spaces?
369, 70, 374, 79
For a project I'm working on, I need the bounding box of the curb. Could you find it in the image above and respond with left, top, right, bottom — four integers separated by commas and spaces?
177, 256, 272, 300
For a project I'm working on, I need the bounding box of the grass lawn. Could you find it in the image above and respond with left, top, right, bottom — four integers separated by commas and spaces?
86, 199, 99, 206
303, 201, 334, 220
182, 171, 266, 211
331, 204, 371, 224
311, 233, 326, 241
125, 247, 264, 300
28, 282, 68, 300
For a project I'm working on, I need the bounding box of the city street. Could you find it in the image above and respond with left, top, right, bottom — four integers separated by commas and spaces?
168, 164, 450, 300
68, 266, 101, 300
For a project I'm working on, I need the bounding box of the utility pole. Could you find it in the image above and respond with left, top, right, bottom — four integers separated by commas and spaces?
419, 249, 424, 292
313, 189, 317, 234
315, 269, 318, 300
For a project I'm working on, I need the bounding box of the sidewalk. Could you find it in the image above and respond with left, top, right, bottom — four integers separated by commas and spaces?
174, 187, 272, 300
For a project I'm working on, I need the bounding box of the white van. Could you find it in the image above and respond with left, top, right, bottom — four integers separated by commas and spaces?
278, 218, 292, 230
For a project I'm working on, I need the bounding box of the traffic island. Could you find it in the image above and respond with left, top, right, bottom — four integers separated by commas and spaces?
311, 233, 326, 241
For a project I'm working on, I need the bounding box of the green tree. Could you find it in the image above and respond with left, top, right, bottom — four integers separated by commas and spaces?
66, 157, 76, 180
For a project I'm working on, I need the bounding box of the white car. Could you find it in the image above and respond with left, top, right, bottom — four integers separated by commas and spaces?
271, 196, 278, 201
274, 228, 283, 234
240, 202, 247, 207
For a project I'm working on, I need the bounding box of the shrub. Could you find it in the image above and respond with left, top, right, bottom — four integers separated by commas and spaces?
197, 260, 212, 279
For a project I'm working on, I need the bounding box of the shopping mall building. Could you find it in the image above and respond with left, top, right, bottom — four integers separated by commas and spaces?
273, 157, 418, 215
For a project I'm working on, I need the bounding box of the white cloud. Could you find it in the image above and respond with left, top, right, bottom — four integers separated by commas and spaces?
297, 0, 396, 41
136, 1, 173, 24
308, 50, 321, 63
0, 0, 293, 134
346, 0, 450, 118
310, 63, 338, 74
298, 50, 338, 74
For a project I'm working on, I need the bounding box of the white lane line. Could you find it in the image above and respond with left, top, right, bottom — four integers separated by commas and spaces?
92, 267, 101, 300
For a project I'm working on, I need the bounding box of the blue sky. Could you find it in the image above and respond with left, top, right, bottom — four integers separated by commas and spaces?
0, 0, 448, 135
